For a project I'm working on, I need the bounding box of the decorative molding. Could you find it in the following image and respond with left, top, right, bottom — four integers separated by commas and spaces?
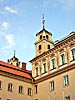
34, 63, 75, 84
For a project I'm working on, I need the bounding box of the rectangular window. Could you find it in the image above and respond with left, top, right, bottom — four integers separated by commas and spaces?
36, 67, 38, 77
43, 63, 46, 73
64, 75, 69, 86
61, 54, 65, 65
50, 81, 54, 91
65, 96, 70, 100
35, 85, 38, 94
52, 59, 56, 69
71, 49, 75, 60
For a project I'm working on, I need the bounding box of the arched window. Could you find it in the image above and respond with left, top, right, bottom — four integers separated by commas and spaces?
48, 44, 50, 50
39, 45, 42, 50
28, 88, 32, 96
46, 35, 48, 39
8, 83, 13, 92
19, 85, 23, 94
40, 35, 42, 40
0, 81, 2, 89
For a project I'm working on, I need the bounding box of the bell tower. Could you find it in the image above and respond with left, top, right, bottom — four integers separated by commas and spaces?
35, 15, 54, 56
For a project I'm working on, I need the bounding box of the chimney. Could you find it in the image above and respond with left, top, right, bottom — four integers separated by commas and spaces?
22, 62, 26, 71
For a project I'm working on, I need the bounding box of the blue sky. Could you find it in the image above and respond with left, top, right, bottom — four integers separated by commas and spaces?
0, 0, 75, 70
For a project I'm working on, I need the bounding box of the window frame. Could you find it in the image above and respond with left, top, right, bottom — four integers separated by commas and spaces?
50, 81, 54, 91
18, 85, 23, 94
35, 85, 38, 94
48, 44, 50, 50
40, 35, 42, 40
63, 75, 69, 86
28, 88, 32, 96
43, 63, 46, 73
46, 35, 48, 39
35, 67, 38, 77
0, 81, 2, 90
71, 48, 75, 60
52, 58, 56, 69
38, 45, 42, 50
8, 83, 13, 92
61, 54, 65, 65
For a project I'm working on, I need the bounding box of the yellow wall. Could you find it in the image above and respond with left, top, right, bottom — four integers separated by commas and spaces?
0, 75, 33, 100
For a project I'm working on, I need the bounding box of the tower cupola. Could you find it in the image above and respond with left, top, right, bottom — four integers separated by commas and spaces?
35, 16, 54, 56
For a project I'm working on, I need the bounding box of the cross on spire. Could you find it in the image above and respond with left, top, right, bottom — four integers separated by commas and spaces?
42, 14, 45, 29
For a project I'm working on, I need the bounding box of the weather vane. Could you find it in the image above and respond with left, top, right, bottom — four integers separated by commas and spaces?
42, 14, 45, 29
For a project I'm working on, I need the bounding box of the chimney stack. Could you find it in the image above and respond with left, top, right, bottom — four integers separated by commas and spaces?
22, 62, 26, 71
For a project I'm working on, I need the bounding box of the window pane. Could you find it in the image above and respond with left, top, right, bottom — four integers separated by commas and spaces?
35, 85, 38, 93
50, 81, 54, 91
71, 49, 75, 60
61, 54, 65, 65
64, 75, 69, 86
52, 59, 55, 69
28, 88, 32, 96
46, 35, 48, 39
40, 35, 42, 40
39, 45, 42, 50
19, 86, 23, 94
8, 83, 13, 92
43, 63, 46, 73
36, 67, 38, 76
0, 81, 2, 89
48, 44, 50, 50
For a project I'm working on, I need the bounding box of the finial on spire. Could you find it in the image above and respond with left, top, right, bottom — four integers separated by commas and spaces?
14, 49, 16, 57
42, 14, 45, 29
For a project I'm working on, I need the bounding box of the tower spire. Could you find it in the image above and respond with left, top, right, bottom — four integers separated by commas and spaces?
14, 49, 16, 57
42, 14, 45, 29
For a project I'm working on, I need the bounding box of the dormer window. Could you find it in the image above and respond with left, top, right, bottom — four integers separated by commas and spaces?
39, 45, 42, 50
40, 35, 42, 40
46, 35, 48, 39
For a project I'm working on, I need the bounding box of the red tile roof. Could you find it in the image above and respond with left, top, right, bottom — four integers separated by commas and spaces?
0, 61, 32, 80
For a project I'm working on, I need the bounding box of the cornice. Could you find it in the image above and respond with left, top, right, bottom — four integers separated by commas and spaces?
30, 32, 75, 63
35, 39, 54, 45
34, 63, 75, 84
0, 71, 32, 83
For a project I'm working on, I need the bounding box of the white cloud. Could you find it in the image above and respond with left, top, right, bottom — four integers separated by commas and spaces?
5, 34, 14, 44
3, 34, 15, 52
5, 6, 17, 14
2, 22, 9, 30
